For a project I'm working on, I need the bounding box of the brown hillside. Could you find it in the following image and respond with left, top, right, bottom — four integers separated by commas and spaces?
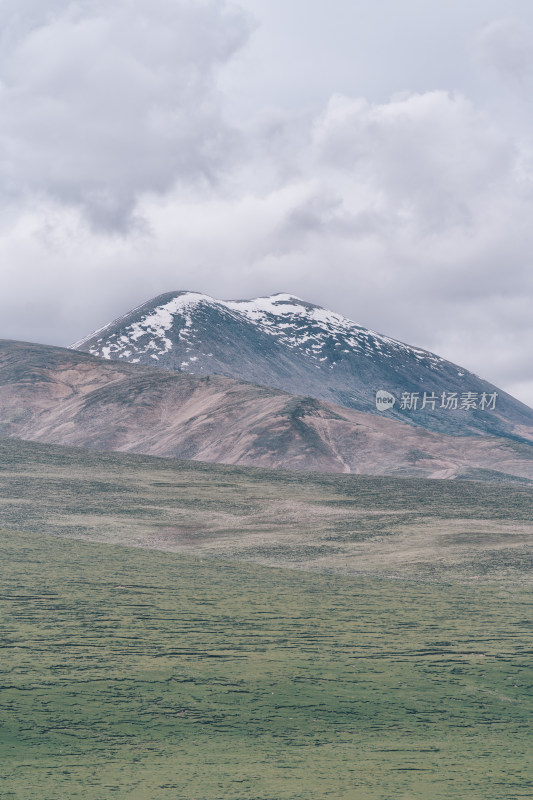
1, 339, 532, 480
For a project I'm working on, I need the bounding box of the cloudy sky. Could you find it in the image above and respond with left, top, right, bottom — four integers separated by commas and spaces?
1, 0, 533, 406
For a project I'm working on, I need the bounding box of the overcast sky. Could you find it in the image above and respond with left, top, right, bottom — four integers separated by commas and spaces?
1, 0, 533, 406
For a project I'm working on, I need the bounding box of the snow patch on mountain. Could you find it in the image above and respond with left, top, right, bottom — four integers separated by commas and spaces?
225, 293, 442, 367
73, 290, 446, 372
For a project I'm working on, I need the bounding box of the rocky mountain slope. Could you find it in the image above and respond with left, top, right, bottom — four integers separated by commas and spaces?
2, 339, 533, 480
72, 291, 533, 442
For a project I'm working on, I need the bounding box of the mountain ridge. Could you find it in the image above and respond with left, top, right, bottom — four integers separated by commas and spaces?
72, 290, 533, 442
2, 338, 533, 481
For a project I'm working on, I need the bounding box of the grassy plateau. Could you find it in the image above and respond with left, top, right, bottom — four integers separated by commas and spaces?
1, 437, 532, 798
0, 437, 532, 583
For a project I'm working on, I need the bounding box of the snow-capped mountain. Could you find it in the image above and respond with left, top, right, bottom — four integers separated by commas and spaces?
72, 291, 533, 441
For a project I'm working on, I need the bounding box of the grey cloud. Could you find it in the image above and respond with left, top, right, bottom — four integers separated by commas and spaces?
0, 0, 251, 227
474, 18, 533, 84
311, 91, 514, 235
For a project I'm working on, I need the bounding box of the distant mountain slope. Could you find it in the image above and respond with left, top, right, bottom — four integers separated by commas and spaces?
2, 339, 533, 481
72, 291, 533, 442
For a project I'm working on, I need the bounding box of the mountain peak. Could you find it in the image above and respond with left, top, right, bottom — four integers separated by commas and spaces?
71, 289, 533, 441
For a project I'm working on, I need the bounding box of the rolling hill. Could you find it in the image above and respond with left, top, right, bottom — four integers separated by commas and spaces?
1, 338, 533, 480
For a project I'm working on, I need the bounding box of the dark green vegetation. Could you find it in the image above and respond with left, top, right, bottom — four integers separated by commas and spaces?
1, 437, 532, 797
0, 437, 532, 582
2, 528, 533, 800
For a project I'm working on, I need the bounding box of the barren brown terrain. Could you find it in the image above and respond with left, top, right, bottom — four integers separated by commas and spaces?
1, 339, 533, 480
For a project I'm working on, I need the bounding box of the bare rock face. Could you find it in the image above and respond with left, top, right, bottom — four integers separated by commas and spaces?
2, 339, 533, 481
72, 291, 533, 442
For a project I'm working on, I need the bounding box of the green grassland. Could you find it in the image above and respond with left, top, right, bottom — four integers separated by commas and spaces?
1, 437, 533, 798
1, 527, 533, 800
